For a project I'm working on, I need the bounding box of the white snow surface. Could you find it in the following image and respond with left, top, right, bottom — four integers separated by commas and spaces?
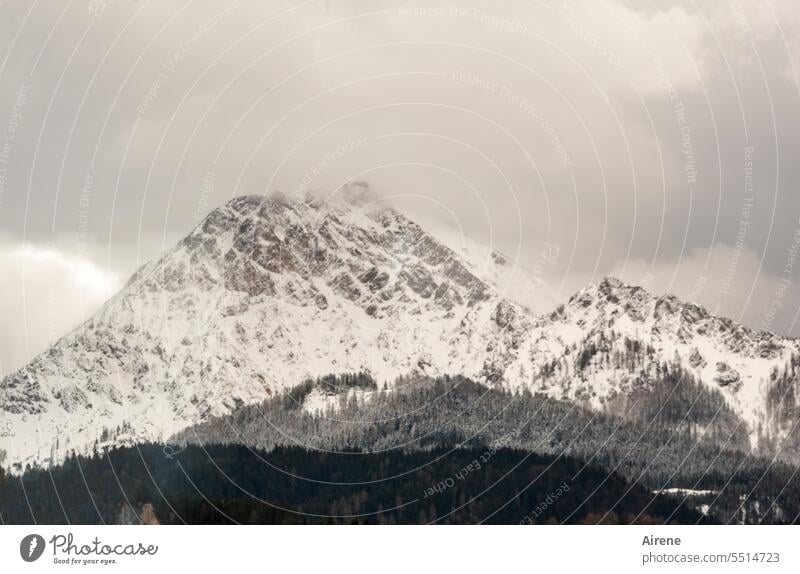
1, 191, 797, 469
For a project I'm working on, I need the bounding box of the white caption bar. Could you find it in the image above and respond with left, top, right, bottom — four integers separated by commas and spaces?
1, 525, 798, 573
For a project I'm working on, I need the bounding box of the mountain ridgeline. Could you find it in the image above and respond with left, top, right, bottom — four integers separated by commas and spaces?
2, 189, 800, 524
1, 190, 798, 469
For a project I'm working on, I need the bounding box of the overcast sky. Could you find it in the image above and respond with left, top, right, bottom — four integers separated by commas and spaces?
1, 0, 800, 374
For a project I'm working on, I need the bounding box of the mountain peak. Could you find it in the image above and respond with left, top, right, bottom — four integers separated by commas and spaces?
3, 193, 800, 471
599, 275, 624, 289
567, 275, 651, 312
206, 183, 386, 226
596, 275, 649, 296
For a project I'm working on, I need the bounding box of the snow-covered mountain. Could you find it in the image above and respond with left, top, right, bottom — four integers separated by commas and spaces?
521, 278, 799, 444
1, 189, 798, 469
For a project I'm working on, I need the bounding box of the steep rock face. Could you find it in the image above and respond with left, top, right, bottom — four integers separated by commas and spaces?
1, 194, 798, 469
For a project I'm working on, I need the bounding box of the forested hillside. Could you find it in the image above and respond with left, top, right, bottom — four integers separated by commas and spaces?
172, 373, 800, 523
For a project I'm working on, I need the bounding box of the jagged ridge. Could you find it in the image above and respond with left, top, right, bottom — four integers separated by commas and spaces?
1, 191, 798, 469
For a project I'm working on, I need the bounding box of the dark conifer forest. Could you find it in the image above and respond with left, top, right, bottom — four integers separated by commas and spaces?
0, 443, 704, 525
